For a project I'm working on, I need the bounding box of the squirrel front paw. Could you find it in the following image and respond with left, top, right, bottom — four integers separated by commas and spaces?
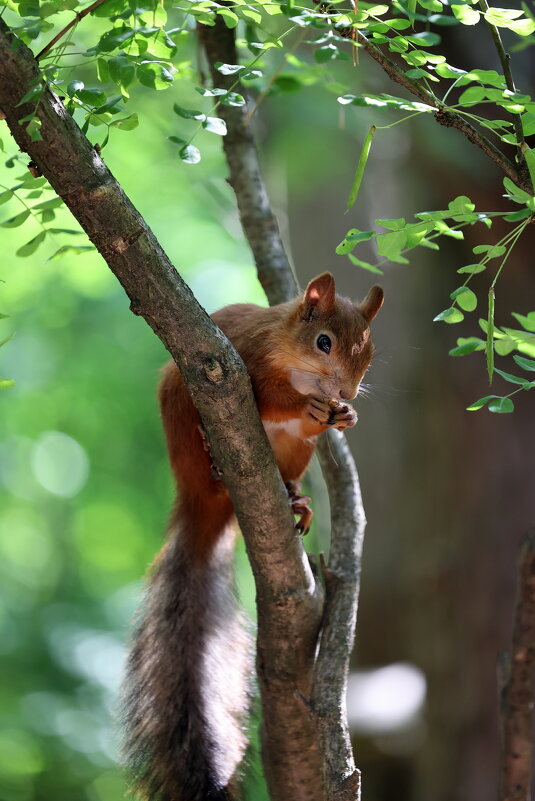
306, 396, 357, 431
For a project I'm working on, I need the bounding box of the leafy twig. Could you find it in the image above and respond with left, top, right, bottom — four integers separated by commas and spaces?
313, 1, 529, 192
478, 0, 526, 162
36, 0, 108, 61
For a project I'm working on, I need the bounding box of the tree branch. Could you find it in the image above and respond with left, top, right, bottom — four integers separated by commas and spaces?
498, 527, 535, 801
197, 22, 298, 307
199, 19, 368, 800
0, 23, 323, 798
36, 0, 108, 60
312, 430, 367, 800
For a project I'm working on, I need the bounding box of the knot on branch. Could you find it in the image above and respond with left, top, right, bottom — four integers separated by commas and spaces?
203, 357, 224, 383
106, 227, 144, 256
434, 108, 455, 127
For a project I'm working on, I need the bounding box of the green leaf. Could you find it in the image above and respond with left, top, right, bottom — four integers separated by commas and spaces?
347, 125, 376, 210
457, 263, 486, 274
347, 253, 384, 273
434, 220, 464, 239
522, 146, 535, 196
513, 354, 535, 371
219, 92, 245, 107
218, 7, 239, 26
16, 230, 46, 257
488, 396, 515, 413
435, 63, 467, 79
484, 7, 534, 35
137, 62, 174, 90
215, 62, 246, 75
202, 116, 227, 135
495, 337, 516, 356
0, 378, 15, 390
449, 337, 485, 356
375, 217, 406, 230
32, 197, 63, 210
459, 68, 506, 88
448, 195, 475, 215
94, 26, 136, 53
1, 210, 30, 228
487, 288, 495, 382
452, 5, 480, 25
335, 229, 374, 255
503, 175, 532, 203
433, 307, 464, 324
67, 79, 84, 96
315, 44, 339, 63
466, 394, 499, 411
450, 286, 477, 311
108, 55, 136, 88
376, 230, 408, 262
458, 86, 487, 106
504, 208, 531, 222
78, 87, 107, 106
47, 245, 94, 261
173, 103, 205, 120
405, 31, 441, 46
0, 190, 13, 205
521, 112, 535, 136
169, 135, 201, 164
110, 113, 139, 130
508, 17, 535, 35
511, 311, 535, 332
494, 368, 532, 387
472, 243, 506, 259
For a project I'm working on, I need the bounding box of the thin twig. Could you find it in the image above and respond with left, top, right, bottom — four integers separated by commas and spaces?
499, 527, 535, 801
243, 29, 306, 128
478, 0, 526, 163
36, 0, 108, 60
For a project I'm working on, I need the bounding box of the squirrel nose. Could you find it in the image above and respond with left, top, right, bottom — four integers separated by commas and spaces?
339, 386, 357, 401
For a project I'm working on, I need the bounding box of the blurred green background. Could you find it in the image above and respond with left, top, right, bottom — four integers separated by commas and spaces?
1, 8, 535, 801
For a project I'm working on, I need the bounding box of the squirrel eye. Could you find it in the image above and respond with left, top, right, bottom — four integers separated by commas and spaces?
316, 334, 332, 354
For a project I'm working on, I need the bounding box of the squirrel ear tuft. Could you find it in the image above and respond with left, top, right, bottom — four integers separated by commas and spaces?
302, 272, 335, 318
359, 285, 384, 323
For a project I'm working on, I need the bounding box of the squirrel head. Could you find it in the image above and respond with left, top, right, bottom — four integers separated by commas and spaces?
274, 272, 384, 401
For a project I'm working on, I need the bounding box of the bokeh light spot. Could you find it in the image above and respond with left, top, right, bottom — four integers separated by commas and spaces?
31, 431, 89, 498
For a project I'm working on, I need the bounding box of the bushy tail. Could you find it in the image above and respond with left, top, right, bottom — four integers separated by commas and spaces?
121, 521, 251, 801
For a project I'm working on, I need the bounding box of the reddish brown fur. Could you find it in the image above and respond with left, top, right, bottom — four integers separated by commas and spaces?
159, 274, 383, 561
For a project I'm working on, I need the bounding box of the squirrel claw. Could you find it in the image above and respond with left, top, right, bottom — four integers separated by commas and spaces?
286, 481, 313, 536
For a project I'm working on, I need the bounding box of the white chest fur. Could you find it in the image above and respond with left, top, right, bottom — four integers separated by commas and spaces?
263, 418, 305, 441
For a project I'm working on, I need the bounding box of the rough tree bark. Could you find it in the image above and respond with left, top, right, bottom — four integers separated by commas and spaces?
0, 18, 368, 801
499, 528, 535, 801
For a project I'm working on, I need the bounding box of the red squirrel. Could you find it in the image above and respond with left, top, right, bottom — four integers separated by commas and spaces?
122, 272, 383, 801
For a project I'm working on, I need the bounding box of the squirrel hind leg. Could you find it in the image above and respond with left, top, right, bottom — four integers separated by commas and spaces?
285, 481, 313, 536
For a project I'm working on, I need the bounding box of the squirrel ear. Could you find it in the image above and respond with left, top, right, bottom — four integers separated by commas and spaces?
359, 285, 384, 323
302, 272, 335, 319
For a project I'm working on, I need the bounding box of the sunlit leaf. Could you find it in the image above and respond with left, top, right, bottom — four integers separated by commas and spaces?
347, 125, 376, 210
433, 307, 464, 323
449, 337, 485, 356
488, 396, 515, 413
